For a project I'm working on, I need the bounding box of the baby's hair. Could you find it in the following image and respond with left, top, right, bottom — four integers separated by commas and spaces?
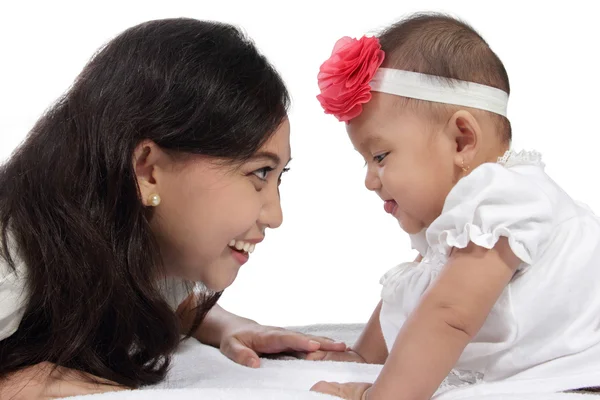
378, 13, 511, 143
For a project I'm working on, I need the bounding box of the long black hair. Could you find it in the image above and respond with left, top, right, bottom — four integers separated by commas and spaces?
0, 18, 290, 387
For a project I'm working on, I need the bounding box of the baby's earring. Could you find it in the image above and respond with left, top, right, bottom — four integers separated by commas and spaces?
461, 160, 470, 173
147, 193, 161, 207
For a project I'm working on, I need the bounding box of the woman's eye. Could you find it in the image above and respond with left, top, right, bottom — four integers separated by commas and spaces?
373, 152, 389, 164
252, 167, 274, 181
278, 167, 290, 183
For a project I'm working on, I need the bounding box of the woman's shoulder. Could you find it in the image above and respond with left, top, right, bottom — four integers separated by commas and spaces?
1, 230, 27, 281
1, 241, 29, 342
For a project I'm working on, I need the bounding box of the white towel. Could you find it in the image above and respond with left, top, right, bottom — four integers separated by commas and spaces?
67, 388, 338, 399
69, 390, 596, 400
68, 338, 381, 399
67, 324, 600, 399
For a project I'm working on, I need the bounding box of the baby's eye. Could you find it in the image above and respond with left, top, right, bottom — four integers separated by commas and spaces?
252, 167, 274, 181
373, 152, 389, 164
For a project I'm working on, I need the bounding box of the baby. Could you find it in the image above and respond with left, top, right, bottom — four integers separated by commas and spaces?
310, 13, 600, 400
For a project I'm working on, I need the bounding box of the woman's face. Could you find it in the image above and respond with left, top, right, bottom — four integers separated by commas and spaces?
136, 119, 291, 291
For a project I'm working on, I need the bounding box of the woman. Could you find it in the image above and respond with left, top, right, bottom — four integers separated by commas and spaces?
0, 18, 345, 398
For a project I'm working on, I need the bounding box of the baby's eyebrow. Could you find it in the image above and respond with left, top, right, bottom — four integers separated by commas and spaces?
355, 135, 385, 152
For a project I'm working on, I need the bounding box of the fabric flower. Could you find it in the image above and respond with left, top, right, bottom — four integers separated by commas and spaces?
316, 36, 385, 122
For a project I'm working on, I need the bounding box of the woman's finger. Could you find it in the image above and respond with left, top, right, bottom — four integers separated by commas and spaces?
307, 335, 348, 352
220, 337, 261, 368
254, 331, 345, 354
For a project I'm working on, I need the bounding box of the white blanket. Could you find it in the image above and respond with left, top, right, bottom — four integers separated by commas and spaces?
69, 324, 599, 399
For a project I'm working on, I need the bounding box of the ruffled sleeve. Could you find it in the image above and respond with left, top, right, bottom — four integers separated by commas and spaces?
426, 163, 554, 265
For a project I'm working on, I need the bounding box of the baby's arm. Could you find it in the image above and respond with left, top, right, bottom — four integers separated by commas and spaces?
304, 300, 387, 363
351, 254, 424, 364
368, 239, 520, 400
350, 300, 388, 364
307, 255, 423, 364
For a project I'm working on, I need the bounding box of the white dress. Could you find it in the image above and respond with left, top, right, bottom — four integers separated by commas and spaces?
0, 236, 192, 342
379, 150, 600, 391
0, 233, 28, 341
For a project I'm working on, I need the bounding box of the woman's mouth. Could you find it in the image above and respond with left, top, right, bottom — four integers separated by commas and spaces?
228, 240, 256, 265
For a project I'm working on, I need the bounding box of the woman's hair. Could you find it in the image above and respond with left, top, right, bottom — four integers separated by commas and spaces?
0, 18, 290, 387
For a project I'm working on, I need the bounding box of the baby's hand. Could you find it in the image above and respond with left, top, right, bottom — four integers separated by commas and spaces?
300, 349, 367, 363
311, 381, 372, 399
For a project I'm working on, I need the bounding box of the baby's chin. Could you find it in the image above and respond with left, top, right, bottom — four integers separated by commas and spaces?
396, 216, 426, 235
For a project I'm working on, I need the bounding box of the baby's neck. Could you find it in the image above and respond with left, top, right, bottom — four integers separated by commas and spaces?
477, 140, 510, 166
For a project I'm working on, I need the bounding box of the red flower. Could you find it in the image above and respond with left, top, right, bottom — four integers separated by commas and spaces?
317, 36, 385, 122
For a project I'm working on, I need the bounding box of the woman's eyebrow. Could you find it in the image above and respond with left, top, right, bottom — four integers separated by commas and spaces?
250, 152, 292, 167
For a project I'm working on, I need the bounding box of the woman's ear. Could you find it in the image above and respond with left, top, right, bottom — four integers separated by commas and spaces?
133, 140, 164, 206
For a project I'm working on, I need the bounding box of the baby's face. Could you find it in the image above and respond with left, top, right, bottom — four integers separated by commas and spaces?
347, 93, 458, 234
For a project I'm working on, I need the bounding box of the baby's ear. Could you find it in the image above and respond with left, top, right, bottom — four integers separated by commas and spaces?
446, 110, 481, 168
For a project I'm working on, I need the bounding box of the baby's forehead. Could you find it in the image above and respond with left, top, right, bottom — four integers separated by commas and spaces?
347, 107, 403, 144
347, 124, 387, 151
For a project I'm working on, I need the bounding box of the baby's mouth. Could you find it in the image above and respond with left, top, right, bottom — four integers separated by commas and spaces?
384, 200, 398, 215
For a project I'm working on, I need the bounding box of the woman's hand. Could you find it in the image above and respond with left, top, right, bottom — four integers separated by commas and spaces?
298, 349, 367, 363
219, 322, 347, 368
187, 303, 347, 368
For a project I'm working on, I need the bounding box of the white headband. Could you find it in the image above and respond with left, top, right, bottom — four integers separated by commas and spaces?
370, 68, 509, 117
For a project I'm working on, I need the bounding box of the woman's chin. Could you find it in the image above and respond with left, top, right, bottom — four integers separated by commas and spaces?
175, 253, 242, 292
202, 266, 239, 292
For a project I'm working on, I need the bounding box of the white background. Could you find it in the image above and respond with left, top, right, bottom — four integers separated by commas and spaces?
1, 1, 598, 327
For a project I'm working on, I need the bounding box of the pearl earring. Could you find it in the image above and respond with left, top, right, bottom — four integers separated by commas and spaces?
148, 194, 161, 207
